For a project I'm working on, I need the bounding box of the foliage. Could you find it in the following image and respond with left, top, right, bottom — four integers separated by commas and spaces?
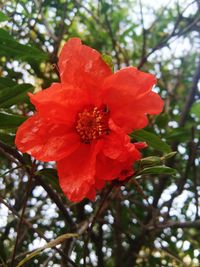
0, 0, 200, 266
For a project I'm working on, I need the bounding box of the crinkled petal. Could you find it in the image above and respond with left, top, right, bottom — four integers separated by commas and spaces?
59, 38, 112, 85
15, 114, 80, 162
132, 90, 164, 114
104, 66, 156, 95
102, 119, 133, 160
102, 119, 142, 162
103, 67, 164, 132
58, 38, 112, 106
29, 83, 89, 126
97, 121, 144, 181
96, 153, 135, 181
57, 141, 102, 202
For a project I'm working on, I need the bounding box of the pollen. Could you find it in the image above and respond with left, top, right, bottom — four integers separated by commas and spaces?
75, 105, 110, 143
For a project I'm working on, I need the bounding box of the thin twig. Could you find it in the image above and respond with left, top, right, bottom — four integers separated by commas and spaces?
35, 175, 74, 227
179, 55, 200, 126
0, 197, 77, 267
10, 161, 36, 267
83, 183, 115, 266
138, 1, 199, 69
0, 141, 74, 229
0, 141, 26, 164
139, 0, 146, 64
34, 0, 58, 41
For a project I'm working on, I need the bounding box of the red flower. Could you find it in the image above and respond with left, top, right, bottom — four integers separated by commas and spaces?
15, 38, 164, 202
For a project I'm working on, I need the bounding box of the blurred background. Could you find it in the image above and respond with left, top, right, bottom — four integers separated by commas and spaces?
0, 0, 200, 266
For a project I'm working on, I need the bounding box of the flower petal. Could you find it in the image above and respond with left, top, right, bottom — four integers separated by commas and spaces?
58, 38, 112, 106
102, 119, 144, 162
104, 66, 156, 95
29, 83, 89, 126
96, 153, 135, 181
97, 121, 143, 181
57, 142, 102, 202
59, 38, 112, 85
103, 67, 164, 132
102, 119, 134, 161
15, 114, 80, 162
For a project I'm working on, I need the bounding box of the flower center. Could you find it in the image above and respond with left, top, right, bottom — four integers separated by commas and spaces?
75, 105, 110, 143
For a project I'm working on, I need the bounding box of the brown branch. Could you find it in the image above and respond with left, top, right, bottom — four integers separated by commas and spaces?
161, 135, 200, 212
113, 198, 123, 267
83, 183, 117, 266
0, 141, 74, 228
123, 51, 200, 263
91, 224, 105, 267
138, 2, 199, 69
10, 161, 35, 267
0, 147, 19, 165
35, 175, 74, 228
0, 140, 26, 165
103, 12, 121, 68
152, 52, 200, 209
73, 0, 100, 25
0, 197, 77, 267
139, 0, 146, 64
34, 0, 58, 41
156, 219, 200, 229
179, 56, 200, 126
193, 162, 199, 220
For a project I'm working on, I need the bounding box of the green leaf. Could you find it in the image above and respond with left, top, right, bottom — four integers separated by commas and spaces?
16, 233, 78, 267
138, 166, 177, 175
0, 112, 26, 129
101, 2, 111, 13
0, 78, 16, 90
131, 129, 171, 153
0, 132, 15, 145
0, 83, 34, 108
191, 102, 200, 119
155, 113, 169, 128
0, 12, 9, 22
167, 128, 190, 142
102, 54, 114, 72
0, 29, 47, 62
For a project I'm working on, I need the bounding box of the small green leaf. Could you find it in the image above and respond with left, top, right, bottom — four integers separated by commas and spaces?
0, 112, 26, 129
16, 233, 78, 267
138, 166, 176, 175
102, 54, 114, 72
0, 12, 9, 22
0, 83, 34, 108
131, 129, 171, 153
140, 156, 162, 166
161, 151, 177, 160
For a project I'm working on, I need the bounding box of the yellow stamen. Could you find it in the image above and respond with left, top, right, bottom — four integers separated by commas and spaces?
75, 105, 110, 143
